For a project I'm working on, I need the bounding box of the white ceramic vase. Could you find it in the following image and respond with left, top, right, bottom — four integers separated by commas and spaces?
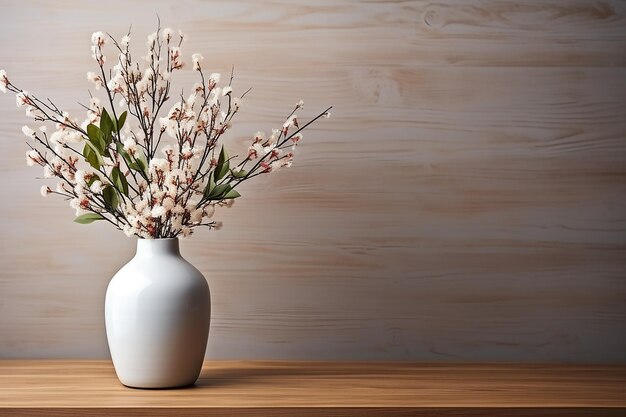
105, 238, 210, 389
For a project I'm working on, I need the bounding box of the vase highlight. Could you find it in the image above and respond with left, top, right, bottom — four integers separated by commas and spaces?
105, 238, 210, 388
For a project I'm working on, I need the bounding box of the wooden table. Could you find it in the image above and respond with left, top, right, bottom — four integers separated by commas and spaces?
0, 361, 624, 416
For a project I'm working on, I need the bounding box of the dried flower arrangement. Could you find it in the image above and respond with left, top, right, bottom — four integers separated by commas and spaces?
0, 25, 330, 239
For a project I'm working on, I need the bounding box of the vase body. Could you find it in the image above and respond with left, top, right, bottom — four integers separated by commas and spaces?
105, 238, 210, 388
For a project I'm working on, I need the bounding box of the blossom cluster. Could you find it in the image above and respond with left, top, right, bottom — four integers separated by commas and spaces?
1, 25, 331, 238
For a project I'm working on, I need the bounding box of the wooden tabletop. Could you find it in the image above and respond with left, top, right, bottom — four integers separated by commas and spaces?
0, 361, 625, 416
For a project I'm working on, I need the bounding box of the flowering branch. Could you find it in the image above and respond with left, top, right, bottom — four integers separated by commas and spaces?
0, 25, 330, 239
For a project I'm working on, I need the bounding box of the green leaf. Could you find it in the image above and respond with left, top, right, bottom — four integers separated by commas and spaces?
86, 123, 101, 140
207, 183, 231, 200
83, 143, 93, 161
83, 142, 102, 169
203, 173, 217, 197
223, 189, 241, 199
102, 186, 119, 210
231, 169, 247, 178
132, 154, 148, 178
100, 108, 114, 139
136, 153, 148, 173
74, 213, 105, 224
115, 142, 133, 165
218, 145, 228, 167
117, 144, 148, 178
86, 124, 106, 154
215, 146, 230, 180
116, 111, 128, 132
111, 167, 129, 196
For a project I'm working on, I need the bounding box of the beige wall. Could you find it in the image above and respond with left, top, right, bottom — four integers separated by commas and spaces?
0, 0, 625, 361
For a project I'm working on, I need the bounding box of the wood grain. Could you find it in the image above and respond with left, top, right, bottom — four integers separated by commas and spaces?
0, 0, 625, 361
0, 361, 625, 416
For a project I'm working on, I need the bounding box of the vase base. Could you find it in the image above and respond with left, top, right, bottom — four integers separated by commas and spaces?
120, 380, 198, 390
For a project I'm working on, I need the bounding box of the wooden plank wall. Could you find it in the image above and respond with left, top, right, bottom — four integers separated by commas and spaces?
0, 0, 624, 361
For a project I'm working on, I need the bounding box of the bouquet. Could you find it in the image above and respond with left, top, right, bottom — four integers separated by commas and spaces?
0, 25, 330, 239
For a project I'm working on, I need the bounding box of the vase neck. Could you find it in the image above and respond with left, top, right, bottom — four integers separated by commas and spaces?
136, 238, 181, 257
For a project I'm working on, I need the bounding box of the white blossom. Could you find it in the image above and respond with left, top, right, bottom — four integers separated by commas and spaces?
16, 91, 30, 107
208, 73, 220, 88
74, 170, 90, 187
270, 158, 292, 171
40, 185, 52, 197
91, 43, 106, 65
25, 106, 43, 118
149, 158, 169, 173
151, 205, 166, 219
186, 91, 201, 108
26, 149, 43, 166
87, 71, 104, 90
146, 32, 157, 46
107, 72, 125, 93
162, 196, 175, 211
69, 197, 90, 216
21, 125, 35, 138
187, 209, 201, 224
253, 131, 265, 143
172, 204, 185, 215
56, 182, 68, 193
162, 28, 174, 42
203, 205, 215, 218
283, 114, 297, 129
90, 180, 104, 193
43, 165, 55, 178
268, 129, 280, 145
191, 53, 203, 71
170, 47, 183, 70
91, 31, 106, 46
123, 138, 138, 156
